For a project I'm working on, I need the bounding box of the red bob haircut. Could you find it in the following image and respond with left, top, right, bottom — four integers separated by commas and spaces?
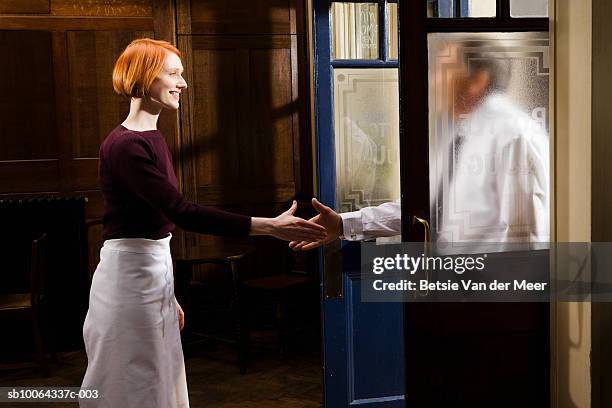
112, 38, 181, 98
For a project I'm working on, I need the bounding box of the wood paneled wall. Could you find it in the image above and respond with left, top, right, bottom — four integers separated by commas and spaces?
0, 0, 314, 275
176, 0, 313, 272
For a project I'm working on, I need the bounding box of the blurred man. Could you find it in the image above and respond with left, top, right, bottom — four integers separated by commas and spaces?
291, 57, 548, 250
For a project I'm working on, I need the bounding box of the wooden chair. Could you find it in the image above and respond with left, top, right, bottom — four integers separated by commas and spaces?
174, 244, 256, 373
238, 248, 318, 372
0, 233, 51, 376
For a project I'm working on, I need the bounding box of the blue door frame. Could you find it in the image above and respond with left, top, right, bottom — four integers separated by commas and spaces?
313, 1, 405, 406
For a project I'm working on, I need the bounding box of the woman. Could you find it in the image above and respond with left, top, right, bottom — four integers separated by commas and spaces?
79, 38, 326, 408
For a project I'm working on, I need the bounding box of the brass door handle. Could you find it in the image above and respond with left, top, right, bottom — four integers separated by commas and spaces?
412, 216, 431, 247
412, 216, 432, 296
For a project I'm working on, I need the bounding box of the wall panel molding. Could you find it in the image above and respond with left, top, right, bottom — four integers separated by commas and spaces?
0, 16, 153, 30
50, 0, 151, 17
0, 160, 61, 193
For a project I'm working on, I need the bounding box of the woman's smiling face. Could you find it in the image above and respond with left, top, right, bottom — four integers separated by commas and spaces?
148, 52, 187, 111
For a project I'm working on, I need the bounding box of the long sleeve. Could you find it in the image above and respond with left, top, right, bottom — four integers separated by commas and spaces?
108, 133, 251, 237
339, 200, 401, 241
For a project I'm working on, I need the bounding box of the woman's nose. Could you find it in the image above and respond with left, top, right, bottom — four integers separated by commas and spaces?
178, 77, 188, 89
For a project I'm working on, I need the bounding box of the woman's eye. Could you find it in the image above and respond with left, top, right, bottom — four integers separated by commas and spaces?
169, 72, 177, 76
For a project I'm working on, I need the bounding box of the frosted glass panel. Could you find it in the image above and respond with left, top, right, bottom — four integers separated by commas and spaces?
333, 69, 400, 215
331, 3, 379, 60
428, 32, 549, 246
387, 3, 398, 60
510, 0, 548, 17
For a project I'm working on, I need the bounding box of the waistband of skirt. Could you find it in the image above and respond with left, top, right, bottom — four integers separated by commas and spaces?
102, 233, 172, 254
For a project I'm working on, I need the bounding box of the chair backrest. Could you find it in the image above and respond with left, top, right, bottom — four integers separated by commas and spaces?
30, 232, 48, 308
0, 196, 88, 347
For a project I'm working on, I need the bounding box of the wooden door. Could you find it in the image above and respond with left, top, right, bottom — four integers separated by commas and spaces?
313, 1, 406, 406
400, 2, 550, 406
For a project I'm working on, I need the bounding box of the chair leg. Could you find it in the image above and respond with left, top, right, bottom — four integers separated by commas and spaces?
43, 305, 57, 364
31, 310, 50, 377
237, 288, 250, 374
275, 302, 288, 356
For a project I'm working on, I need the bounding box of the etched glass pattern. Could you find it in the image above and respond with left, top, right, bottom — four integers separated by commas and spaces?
333, 69, 400, 214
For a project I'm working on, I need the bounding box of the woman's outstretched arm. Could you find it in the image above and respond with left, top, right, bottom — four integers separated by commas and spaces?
110, 134, 326, 241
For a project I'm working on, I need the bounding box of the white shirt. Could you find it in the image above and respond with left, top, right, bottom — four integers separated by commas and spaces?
340, 201, 401, 241
441, 94, 549, 243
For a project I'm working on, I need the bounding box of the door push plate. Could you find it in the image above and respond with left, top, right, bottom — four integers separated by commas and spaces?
324, 240, 343, 299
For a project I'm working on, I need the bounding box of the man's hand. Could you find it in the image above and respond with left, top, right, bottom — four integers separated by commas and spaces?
289, 198, 342, 251
176, 300, 185, 331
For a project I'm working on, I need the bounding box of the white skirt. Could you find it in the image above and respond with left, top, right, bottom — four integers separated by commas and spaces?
80, 234, 189, 408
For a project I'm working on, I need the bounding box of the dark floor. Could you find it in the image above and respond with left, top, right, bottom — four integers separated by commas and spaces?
0, 330, 323, 408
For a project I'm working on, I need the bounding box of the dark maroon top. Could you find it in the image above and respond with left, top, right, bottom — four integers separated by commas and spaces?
99, 125, 251, 240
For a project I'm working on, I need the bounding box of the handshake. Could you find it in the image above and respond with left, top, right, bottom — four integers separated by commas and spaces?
289, 198, 343, 251
253, 198, 342, 251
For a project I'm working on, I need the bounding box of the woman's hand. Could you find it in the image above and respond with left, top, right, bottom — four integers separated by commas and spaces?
175, 299, 185, 331
250, 200, 328, 242
289, 198, 343, 251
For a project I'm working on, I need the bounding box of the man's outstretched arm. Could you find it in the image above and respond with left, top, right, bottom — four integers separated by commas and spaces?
289, 198, 401, 251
